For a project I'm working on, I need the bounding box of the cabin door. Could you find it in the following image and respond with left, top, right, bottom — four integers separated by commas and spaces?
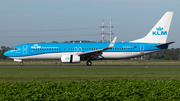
140, 44, 144, 54
23, 45, 28, 54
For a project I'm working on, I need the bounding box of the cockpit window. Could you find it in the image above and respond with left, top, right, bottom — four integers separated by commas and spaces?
12, 48, 17, 50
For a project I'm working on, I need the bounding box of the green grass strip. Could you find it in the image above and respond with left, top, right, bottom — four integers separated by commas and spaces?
0, 80, 180, 100
0, 68, 180, 82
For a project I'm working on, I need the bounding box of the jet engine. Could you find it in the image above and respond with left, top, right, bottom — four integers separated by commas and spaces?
61, 54, 80, 63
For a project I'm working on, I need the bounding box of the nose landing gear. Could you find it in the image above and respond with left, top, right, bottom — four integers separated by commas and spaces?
86, 60, 92, 66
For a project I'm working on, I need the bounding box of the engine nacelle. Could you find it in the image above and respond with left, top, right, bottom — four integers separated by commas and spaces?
61, 54, 80, 63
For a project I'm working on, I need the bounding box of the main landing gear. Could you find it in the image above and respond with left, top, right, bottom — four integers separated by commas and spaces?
20, 62, 23, 66
86, 60, 92, 66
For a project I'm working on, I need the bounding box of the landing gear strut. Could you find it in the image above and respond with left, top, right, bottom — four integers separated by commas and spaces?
86, 60, 92, 66
20, 62, 23, 66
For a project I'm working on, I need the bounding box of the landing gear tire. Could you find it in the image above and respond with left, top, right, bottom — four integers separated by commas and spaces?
86, 60, 92, 66
20, 62, 23, 66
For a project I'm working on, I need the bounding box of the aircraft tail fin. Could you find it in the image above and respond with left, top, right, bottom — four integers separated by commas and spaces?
131, 12, 173, 43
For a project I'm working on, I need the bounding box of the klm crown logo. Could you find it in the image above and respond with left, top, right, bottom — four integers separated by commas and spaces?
65, 57, 70, 60
152, 26, 167, 35
31, 44, 41, 49
156, 27, 163, 31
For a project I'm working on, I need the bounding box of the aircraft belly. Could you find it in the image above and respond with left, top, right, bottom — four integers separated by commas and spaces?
102, 51, 156, 59
102, 52, 137, 59
9, 52, 75, 60
9, 50, 159, 60
30, 52, 75, 59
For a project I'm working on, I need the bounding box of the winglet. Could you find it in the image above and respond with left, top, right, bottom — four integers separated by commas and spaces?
107, 37, 117, 49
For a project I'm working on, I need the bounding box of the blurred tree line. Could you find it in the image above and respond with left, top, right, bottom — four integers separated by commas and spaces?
0, 46, 11, 59
144, 48, 180, 60
63, 40, 95, 43
41, 41, 96, 43
0, 45, 180, 60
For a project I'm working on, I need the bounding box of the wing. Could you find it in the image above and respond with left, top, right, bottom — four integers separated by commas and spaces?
78, 37, 117, 58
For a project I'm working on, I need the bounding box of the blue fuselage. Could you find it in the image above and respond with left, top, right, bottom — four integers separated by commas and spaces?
4, 42, 167, 60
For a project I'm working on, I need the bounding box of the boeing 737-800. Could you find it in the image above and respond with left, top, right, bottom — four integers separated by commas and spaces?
4, 12, 174, 66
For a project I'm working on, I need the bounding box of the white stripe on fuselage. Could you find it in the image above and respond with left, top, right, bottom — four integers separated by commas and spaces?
9, 50, 161, 60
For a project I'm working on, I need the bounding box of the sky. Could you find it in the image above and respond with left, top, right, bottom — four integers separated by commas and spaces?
0, 0, 180, 48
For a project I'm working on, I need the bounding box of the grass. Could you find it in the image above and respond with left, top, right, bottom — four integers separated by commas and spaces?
1, 80, 180, 100
0, 68, 180, 82
1, 60, 180, 66
1, 61, 180, 100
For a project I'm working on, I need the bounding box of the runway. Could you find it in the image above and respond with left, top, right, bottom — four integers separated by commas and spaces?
0, 65, 180, 68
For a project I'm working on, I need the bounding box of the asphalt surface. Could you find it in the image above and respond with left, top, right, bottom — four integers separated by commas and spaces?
0, 65, 180, 68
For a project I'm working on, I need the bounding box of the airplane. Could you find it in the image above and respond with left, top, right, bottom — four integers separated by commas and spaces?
4, 12, 174, 66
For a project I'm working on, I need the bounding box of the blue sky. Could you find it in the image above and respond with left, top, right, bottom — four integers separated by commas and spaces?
0, 0, 180, 48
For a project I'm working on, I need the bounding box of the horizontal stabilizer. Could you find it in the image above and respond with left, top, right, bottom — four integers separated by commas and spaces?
154, 41, 175, 47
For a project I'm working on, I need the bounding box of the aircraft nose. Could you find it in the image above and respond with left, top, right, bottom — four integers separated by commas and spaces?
4, 51, 10, 57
